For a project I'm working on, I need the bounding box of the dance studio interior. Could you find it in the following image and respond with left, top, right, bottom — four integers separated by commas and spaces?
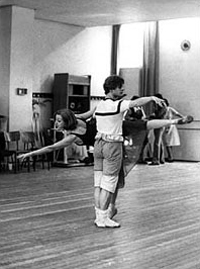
0, 0, 200, 268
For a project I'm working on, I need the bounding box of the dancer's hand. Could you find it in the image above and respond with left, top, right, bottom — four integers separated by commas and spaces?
17, 153, 31, 161
152, 96, 166, 107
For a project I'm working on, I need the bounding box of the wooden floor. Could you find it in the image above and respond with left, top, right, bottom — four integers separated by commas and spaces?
0, 161, 200, 269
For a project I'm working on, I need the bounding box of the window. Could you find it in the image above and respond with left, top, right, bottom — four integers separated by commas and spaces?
117, 23, 145, 72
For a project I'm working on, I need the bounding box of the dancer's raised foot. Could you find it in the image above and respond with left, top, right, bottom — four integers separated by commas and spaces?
177, 115, 193, 124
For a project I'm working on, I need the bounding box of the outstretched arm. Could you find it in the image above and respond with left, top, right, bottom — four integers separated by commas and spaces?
129, 96, 165, 108
75, 107, 96, 120
170, 107, 184, 118
17, 133, 77, 161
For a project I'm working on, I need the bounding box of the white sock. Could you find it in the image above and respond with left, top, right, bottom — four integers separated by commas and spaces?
95, 209, 120, 228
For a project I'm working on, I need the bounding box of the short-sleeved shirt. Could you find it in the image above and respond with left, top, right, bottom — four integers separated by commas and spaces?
95, 98, 131, 137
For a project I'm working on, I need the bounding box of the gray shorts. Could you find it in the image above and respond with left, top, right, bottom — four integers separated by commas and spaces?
94, 139, 123, 193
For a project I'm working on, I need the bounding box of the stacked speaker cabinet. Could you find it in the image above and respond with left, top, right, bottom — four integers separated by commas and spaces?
52, 73, 91, 114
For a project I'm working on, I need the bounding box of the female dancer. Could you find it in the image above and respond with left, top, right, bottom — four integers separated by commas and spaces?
17, 108, 96, 162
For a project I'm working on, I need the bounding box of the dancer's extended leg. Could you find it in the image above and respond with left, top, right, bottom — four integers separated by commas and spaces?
146, 115, 193, 130
147, 119, 178, 130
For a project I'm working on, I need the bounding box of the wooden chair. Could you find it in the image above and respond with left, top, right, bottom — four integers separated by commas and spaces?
20, 131, 50, 171
42, 129, 53, 170
20, 131, 38, 172
0, 131, 20, 173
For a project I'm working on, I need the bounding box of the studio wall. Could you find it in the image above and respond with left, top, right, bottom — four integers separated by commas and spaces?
159, 17, 200, 161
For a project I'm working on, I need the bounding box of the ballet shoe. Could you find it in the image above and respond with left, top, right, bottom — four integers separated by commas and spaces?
95, 209, 120, 228
177, 115, 193, 124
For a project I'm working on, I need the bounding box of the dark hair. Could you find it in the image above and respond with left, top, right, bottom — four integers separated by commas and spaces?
54, 109, 77, 130
163, 98, 169, 106
103, 75, 124, 94
154, 93, 163, 99
154, 103, 167, 119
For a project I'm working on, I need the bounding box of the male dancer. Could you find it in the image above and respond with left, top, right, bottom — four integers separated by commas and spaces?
93, 75, 166, 228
